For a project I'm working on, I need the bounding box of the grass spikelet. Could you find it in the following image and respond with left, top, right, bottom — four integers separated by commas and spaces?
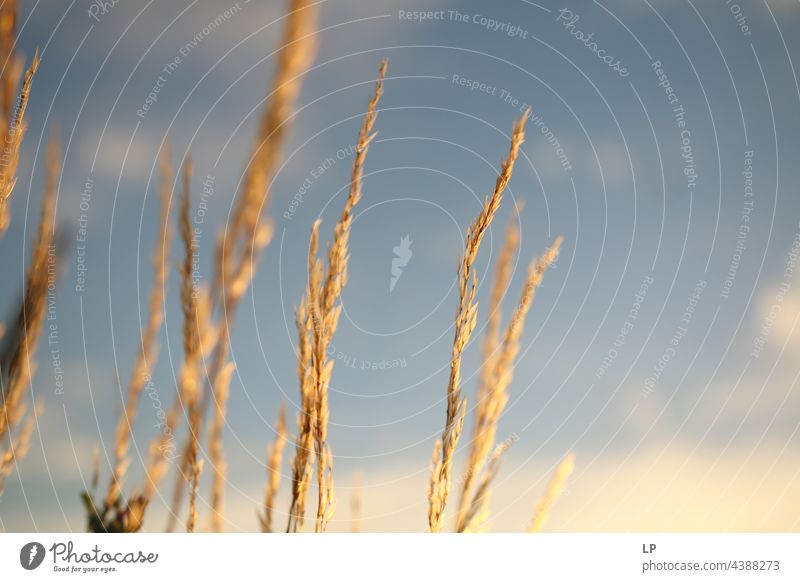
0, 42, 39, 235
139, 157, 202, 530
427, 112, 529, 533
0, 396, 41, 496
187, 458, 204, 533
178, 155, 206, 535
492, 237, 562, 394
259, 404, 287, 532
456, 205, 521, 531
105, 143, 173, 510
286, 227, 319, 532
153, 285, 215, 519
177, 156, 200, 404
527, 452, 575, 532
214, 0, 319, 351
287, 60, 386, 533
456, 235, 562, 531
0, 134, 58, 441
208, 361, 234, 532
0, 0, 22, 118
460, 442, 507, 533
170, 0, 319, 526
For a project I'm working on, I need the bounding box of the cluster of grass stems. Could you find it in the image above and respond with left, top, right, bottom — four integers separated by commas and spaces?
0, 0, 574, 533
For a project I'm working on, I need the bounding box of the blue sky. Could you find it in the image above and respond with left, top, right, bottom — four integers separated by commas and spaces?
1, 0, 799, 531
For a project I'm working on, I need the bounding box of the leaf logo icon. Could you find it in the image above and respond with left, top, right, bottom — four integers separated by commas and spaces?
390, 235, 413, 292
20, 542, 46, 570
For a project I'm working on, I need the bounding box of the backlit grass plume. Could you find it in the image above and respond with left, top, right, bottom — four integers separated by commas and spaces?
527, 453, 576, 532
455, 206, 521, 531
428, 112, 529, 533
287, 60, 387, 533
177, 156, 205, 534
259, 404, 287, 533
0, 0, 39, 235
458, 236, 563, 532
0, 134, 58, 497
167, 0, 319, 532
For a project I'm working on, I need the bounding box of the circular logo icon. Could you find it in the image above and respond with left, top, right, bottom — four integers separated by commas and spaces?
20, 542, 46, 570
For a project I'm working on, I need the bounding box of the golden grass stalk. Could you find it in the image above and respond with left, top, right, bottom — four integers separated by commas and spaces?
286, 238, 319, 532
0, 397, 41, 496
491, 237, 562, 401
208, 361, 233, 532
259, 404, 287, 532
0, 135, 58, 441
163, 189, 211, 531
178, 159, 201, 490
186, 459, 204, 533
527, 452, 575, 532
428, 111, 529, 533
0, 0, 22, 117
455, 205, 521, 531
105, 144, 173, 510
310, 60, 386, 532
142, 288, 216, 506
210, 0, 319, 382
177, 156, 200, 407
0, 39, 39, 235
459, 441, 506, 533
140, 158, 205, 504
287, 61, 386, 533
225, 0, 318, 265
178, 156, 203, 530
145, 156, 206, 533
315, 444, 335, 532
456, 236, 562, 532
147, 285, 215, 507
169, 0, 319, 528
